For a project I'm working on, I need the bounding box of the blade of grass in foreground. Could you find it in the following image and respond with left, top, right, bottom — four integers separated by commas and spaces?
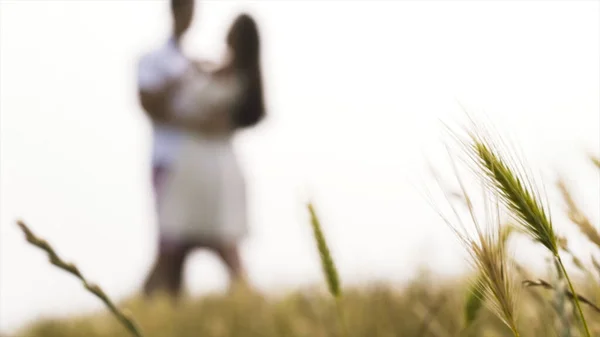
307, 203, 341, 299
464, 274, 485, 329
16, 220, 144, 337
590, 154, 600, 170
307, 203, 347, 336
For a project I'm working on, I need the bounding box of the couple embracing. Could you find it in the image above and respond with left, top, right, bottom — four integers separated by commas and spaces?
136, 0, 265, 298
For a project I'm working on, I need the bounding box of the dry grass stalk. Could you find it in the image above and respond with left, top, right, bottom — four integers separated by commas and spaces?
426, 162, 492, 331
466, 221, 520, 337
592, 256, 600, 280
557, 178, 600, 248
16, 220, 144, 337
415, 294, 451, 337
523, 279, 600, 314
462, 223, 518, 331
430, 153, 521, 337
412, 300, 452, 337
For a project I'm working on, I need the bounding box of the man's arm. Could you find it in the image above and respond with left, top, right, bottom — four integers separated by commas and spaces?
137, 54, 177, 123
138, 88, 170, 122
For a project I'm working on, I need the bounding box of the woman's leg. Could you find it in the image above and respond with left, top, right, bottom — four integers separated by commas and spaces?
212, 241, 246, 287
185, 237, 246, 289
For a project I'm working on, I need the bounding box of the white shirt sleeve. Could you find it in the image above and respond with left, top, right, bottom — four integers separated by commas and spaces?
138, 42, 191, 93
137, 53, 166, 92
162, 45, 190, 80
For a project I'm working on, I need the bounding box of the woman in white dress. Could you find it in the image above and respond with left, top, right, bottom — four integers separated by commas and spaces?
143, 13, 265, 298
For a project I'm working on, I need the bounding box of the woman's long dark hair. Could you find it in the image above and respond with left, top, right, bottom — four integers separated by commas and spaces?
226, 14, 265, 129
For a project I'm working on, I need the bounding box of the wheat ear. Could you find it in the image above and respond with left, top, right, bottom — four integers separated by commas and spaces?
307, 203, 341, 299
463, 132, 592, 337
307, 203, 347, 336
557, 178, 600, 248
429, 148, 521, 337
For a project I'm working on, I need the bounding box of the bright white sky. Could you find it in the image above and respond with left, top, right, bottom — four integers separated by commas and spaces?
1, 0, 599, 333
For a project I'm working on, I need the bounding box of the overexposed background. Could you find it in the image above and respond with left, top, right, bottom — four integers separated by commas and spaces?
1, 0, 598, 333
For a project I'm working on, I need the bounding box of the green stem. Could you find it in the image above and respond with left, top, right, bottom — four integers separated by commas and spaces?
335, 297, 349, 337
556, 255, 591, 337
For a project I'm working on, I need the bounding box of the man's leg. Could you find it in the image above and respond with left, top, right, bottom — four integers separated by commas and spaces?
143, 237, 188, 298
143, 238, 167, 297
144, 163, 180, 297
164, 238, 189, 298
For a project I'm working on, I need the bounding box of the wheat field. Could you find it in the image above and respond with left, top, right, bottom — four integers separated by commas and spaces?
9, 123, 600, 337
12, 276, 600, 337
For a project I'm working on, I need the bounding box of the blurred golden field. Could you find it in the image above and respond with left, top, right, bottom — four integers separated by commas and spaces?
9, 124, 600, 337
12, 275, 600, 337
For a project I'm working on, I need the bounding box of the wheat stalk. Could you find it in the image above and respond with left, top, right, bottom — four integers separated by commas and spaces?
460, 128, 592, 337
428, 150, 521, 337
557, 235, 600, 288
307, 203, 347, 336
307, 203, 341, 299
590, 155, 600, 170
551, 267, 575, 337
16, 220, 144, 337
523, 279, 600, 314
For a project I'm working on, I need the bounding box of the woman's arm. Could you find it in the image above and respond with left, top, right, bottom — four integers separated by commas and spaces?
192, 60, 221, 73
167, 74, 243, 132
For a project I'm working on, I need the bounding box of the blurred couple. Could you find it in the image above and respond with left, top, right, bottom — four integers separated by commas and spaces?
136, 0, 265, 299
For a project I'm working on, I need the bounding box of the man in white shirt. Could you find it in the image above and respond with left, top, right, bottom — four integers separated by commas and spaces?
137, 0, 195, 192
137, 0, 198, 297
